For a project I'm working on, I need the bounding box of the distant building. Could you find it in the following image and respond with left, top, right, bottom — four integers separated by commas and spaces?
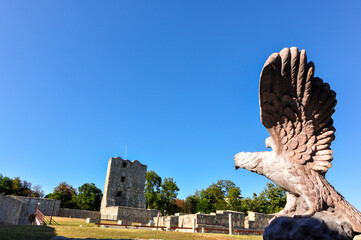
101, 157, 147, 209
100, 157, 158, 223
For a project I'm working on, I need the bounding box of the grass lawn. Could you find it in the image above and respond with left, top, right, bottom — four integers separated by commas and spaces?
53, 226, 263, 240
0, 217, 263, 240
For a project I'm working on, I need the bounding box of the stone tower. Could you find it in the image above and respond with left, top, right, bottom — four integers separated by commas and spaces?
101, 157, 147, 209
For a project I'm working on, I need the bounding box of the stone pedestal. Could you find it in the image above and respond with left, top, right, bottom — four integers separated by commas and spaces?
264, 213, 355, 240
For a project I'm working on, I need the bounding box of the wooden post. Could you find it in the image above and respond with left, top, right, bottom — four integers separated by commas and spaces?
229, 213, 232, 235
49, 196, 57, 225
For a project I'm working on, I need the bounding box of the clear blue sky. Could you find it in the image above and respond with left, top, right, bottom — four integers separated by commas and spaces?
1, 1, 361, 209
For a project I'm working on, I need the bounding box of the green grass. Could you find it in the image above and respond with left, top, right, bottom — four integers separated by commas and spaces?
0, 224, 263, 240
54, 226, 262, 240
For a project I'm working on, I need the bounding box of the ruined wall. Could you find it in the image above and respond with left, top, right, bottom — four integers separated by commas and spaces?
178, 211, 245, 229
154, 210, 275, 231
101, 206, 159, 224
8, 195, 60, 225
199, 210, 245, 229
57, 208, 100, 219
101, 157, 147, 209
155, 210, 246, 231
0, 194, 22, 224
154, 215, 179, 228
245, 211, 274, 229
0, 195, 60, 225
177, 213, 196, 229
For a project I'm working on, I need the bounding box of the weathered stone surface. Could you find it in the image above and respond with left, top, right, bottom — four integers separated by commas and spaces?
101, 157, 146, 209
234, 47, 361, 237
57, 208, 100, 219
245, 211, 274, 229
264, 213, 354, 240
101, 205, 159, 224
0, 193, 22, 224
155, 215, 179, 229
155, 210, 246, 233
86, 218, 100, 223
0, 194, 60, 225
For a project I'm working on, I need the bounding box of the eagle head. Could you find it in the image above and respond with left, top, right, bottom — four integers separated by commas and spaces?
234, 152, 262, 172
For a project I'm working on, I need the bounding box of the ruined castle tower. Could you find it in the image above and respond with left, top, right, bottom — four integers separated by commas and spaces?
101, 157, 147, 209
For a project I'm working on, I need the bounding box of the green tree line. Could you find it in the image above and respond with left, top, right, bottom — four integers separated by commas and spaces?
0, 174, 44, 197
46, 182, 102, 211
181, 181, 286, 214
144, 171, 286, 215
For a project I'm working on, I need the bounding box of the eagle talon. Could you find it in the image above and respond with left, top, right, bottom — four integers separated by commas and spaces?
294, 209, 316, 218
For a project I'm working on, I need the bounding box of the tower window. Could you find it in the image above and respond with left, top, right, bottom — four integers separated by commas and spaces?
121, 176, 126, 182
116, 191, 122, 197
122, 162, 127, 168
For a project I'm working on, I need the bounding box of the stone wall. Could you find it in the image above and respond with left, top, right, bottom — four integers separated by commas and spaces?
8, 195, 60, 225
154, 215, 179, 228
155, 210, 246, 232
57, 208, 100, 219
198, 210, 245, 229
245, 211, 274, 229
176, 213, 196, 230
101, 206, 159, 224
154, 210, 275, 231
0, 194, 22, 224
0, 195, 60, 225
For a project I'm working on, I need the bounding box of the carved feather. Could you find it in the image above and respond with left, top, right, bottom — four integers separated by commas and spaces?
260, 47, 336, 175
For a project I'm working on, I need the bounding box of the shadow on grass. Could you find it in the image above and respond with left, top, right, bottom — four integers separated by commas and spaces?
0, 225, 137, 240
0, 225, 56, 240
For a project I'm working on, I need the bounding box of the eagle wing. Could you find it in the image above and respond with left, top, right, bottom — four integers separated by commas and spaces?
259, 47, 337, 175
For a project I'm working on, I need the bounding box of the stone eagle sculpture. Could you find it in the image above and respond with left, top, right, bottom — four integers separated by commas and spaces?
234, 47, 361, 233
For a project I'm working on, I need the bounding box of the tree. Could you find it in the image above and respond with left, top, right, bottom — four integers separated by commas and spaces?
48, 182, 78, 208
198, 187, 219, 213
156, 177, 179, 215
197, 197, 211, 213
76, 183, 102, 211
144, 171, 180, 215
227, 187, 242, 211
144, 171, 162, 209
241, 183, 286, 214
0, 175, 14, 195
259, 182, 286, 213
12, 177, 23, 195
185, 193, 200, 213
0, 174, 44, 197
196, 180, 238, 213
32, 185, 45, 198
174, 198, 187, 213
241, 196, 253, 213
216, 180, 236, 195
20, 179, 33, 196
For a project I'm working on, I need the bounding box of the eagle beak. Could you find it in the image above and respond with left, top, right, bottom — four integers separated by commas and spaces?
234, 153, 243, 170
